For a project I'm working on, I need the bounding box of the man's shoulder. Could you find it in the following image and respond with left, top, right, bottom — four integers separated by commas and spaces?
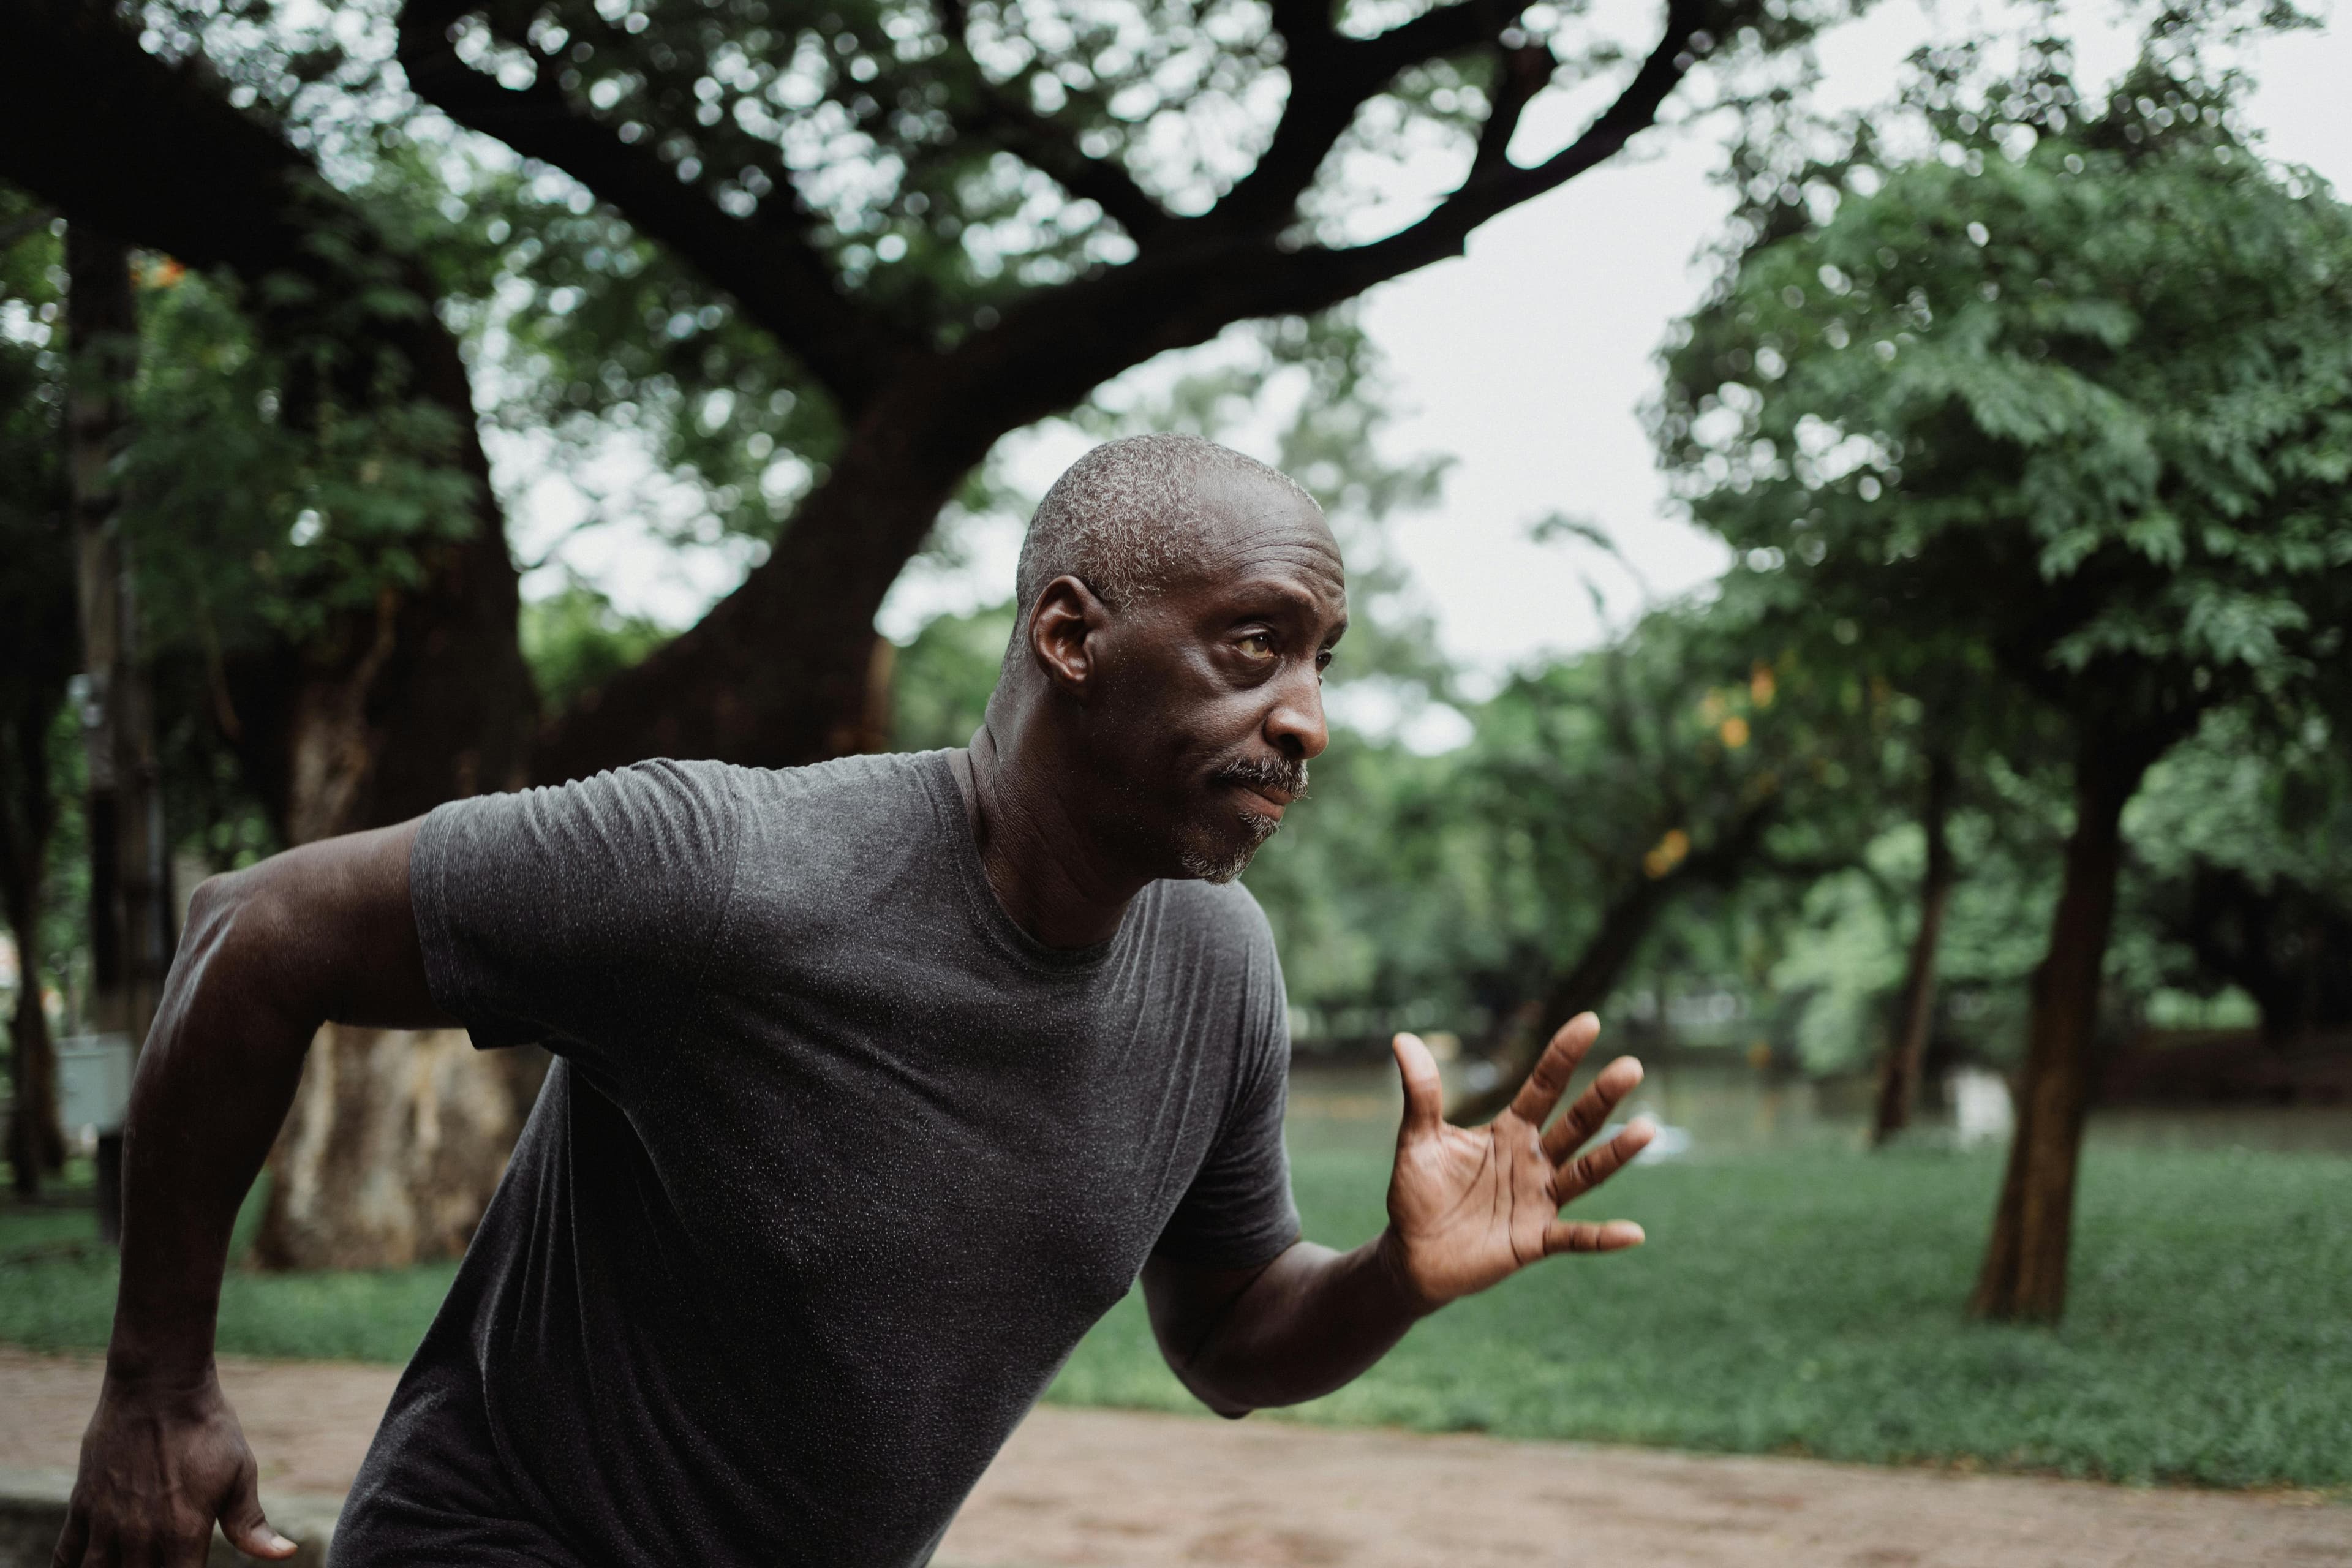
1150, 876, 1280, 965
434, 752, 946, 867
616, 750, 942, 822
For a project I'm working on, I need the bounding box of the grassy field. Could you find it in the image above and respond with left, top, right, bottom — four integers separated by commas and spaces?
1052, 1139, 2352, 1489
4, 1139, 2346, 1489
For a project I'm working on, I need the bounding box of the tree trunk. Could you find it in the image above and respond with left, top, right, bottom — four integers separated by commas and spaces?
1872, 747, 1956, 1145
66, 221, 169, 1241
6, 970, 64, 1199
1967, 734, 2157, 1322
530, 389, 987, 783
1450, 798, 1778, 1126
1451, 878, 1675, 1126
252, 1025, 546, 1270
0, 527, 71, 1202
250, 300, 545, 1273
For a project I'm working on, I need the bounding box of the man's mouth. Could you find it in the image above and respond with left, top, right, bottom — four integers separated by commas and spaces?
1235, 783, 1292, 819
1217, 758, 1308, 821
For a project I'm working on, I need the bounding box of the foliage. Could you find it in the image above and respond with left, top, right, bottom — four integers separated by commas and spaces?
520, 580, 674, 714
1652, 38, 2352, 1114
889, 598, 1014, 752
2122, 707, 2352, 1036
1659, 52, 2352, 751
123, 266, 483, 658
105, 0, 1861, 617
396, 0, 1845, 524
1240, 597, 1909, 1047
1765, 787, 2064, 1072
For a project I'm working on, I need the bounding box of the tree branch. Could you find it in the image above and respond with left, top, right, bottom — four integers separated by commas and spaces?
1196, 0, 1528, 239
396, 0, 917, 414
952, 92, 1173, 245
940, 0, 1703, 434
1470, 42, 1558, 180
924, 0, 1172, 245
1204, 0, 1708, 309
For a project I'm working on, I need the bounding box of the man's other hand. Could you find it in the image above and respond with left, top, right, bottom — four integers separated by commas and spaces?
54, 1370, 296, 1566
1381, 1014, 1651, 1311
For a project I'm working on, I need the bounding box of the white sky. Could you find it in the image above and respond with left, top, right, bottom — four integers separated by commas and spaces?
510, 1, 2352, 709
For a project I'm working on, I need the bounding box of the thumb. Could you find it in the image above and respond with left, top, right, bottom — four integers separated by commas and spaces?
221, 1474, 298, 1561
1391, 1032, 1446, 1142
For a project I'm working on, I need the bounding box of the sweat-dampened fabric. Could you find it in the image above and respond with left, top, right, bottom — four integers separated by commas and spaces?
331, 750, 1299, 1568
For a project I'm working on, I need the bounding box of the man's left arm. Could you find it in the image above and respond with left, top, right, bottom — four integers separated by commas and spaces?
1144, 1015, 1650, 1415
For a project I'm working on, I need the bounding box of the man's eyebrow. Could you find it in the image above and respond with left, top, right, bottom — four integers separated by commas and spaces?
1220, 574, 1343, 620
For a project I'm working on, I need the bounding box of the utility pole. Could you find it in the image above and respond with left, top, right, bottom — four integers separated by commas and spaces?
65, 222, 167, 1244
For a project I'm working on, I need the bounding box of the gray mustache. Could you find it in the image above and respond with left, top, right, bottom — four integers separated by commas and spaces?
1218, 756, 1309, 800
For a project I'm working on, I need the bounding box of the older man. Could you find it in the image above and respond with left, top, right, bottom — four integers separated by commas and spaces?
58, 434, 1653, 1567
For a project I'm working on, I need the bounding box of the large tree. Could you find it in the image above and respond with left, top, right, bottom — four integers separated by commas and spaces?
398, 0, 1855, 780
0, 0, 1857, 1262
1659, 42, 2352, 1319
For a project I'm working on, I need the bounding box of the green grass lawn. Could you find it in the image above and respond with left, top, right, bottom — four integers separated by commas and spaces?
4, 1143, 2346, 1489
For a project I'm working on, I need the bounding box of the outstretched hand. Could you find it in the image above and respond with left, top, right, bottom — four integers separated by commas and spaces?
1381, 1014, 1652, 1312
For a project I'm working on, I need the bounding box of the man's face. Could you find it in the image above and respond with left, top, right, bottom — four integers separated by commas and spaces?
1080, 472, 1348, 883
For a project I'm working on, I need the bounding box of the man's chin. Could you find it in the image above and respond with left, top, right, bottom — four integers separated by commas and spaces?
1175, 812, 1280, 885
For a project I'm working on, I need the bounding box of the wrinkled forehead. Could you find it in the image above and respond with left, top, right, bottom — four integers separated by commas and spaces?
1175, 468, 1346, 595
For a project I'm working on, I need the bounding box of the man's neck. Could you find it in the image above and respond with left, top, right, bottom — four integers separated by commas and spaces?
956, 722, 1148, 949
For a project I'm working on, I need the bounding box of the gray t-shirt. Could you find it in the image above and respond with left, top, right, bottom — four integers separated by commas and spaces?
333, 752, 1297, 1568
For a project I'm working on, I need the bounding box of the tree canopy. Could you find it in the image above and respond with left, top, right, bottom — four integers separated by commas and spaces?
1657, 35, 2352, 1318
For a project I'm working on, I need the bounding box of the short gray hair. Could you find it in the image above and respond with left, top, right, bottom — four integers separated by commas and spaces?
1014, 434, 1319, 612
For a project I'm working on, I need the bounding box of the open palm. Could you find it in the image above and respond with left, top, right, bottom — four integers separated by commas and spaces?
1385, 1014, 1653, 1309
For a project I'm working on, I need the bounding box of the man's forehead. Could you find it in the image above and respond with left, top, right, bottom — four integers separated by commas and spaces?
1182, 468, 1344, 580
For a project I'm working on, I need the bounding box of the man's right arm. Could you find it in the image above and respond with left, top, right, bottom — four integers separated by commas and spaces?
58, 820, 451, 1568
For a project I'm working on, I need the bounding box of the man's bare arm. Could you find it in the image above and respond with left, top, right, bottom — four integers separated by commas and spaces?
1143, 1020, 1652, 1417
58, 821, 448, 1567
1141, 1237, 1425, 1417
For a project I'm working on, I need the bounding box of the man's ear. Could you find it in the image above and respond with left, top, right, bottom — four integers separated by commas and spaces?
1028, 575, 1109, 696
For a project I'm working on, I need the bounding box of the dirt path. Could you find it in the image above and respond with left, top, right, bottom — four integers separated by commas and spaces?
1, 1347, 2342, 1567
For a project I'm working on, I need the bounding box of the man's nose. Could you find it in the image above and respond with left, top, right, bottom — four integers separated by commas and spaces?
1265, 663, 1329, 762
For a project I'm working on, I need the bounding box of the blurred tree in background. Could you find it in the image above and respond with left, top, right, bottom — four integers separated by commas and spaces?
1659, 34, 2352, 1318
0, 194, 76, 1200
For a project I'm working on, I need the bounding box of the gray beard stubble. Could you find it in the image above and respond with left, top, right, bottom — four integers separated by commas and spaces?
1178, 756, 1308, 884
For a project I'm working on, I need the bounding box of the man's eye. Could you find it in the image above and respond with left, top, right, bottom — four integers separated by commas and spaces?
1237, 632, 1276, 660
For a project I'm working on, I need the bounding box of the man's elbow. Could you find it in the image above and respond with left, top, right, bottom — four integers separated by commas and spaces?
1167, 1357, 1257, 1420
175, 867, 323, 1024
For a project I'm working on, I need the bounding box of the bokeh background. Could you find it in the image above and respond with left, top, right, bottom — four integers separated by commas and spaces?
1, 0, 2347, 1502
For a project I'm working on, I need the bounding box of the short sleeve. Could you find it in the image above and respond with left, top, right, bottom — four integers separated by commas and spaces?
409, 760, 742, 1060
1152, 924, 1302, 1270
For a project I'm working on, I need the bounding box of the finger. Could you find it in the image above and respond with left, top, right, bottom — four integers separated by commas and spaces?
1506, 1012, 1600, 1128
1392, 1033, 1447, 1141
1552, 1116, 1655, 1204
1541, 1054, 1645, 1163
1544, 1218, 1646, 1255
48, 1506, 88, 1568
221, 1474, 298, 1561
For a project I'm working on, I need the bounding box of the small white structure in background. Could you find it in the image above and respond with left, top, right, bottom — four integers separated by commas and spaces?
1600, 1117, 1694, 1163
56, 1033, 135, 1153
1948, 1067, 2015, 1148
